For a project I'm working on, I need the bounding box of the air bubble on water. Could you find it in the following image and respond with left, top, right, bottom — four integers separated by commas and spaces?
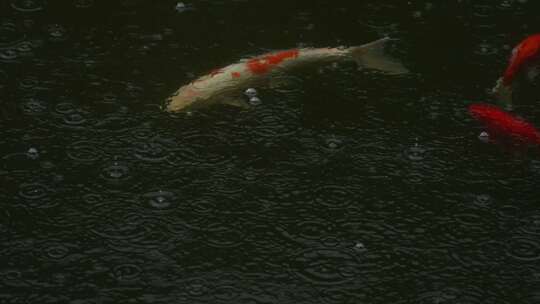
248, 96, 262, 106
26, 147, 39, 160
244, 88, 257, 98
478, 131, 489, 143
353, 242, 367, 253
175, 2, 192, 13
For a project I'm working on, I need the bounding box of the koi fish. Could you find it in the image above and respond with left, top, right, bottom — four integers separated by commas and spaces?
492, 33, 540, 108
468, 103, 540, 145
166, 37, 408, 112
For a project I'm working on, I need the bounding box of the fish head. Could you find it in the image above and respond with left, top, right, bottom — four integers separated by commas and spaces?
166, 85, 202, 112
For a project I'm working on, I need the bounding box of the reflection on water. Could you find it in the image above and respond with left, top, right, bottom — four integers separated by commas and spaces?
1, 0, 540, 303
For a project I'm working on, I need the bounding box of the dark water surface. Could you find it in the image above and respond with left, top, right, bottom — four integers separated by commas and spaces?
2, 0, 540, 303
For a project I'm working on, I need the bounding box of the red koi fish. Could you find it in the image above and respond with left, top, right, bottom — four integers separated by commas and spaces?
468, 103, 540, 145
492, 33, 540, 107
166, 37, 408, 112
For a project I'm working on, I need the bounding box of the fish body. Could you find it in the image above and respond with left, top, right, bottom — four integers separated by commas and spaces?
468, 103, 540, 145
166, 37, 407, 112
492, 33, 540, 107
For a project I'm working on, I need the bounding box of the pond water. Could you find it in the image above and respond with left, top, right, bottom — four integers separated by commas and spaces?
1, 0, 540, 303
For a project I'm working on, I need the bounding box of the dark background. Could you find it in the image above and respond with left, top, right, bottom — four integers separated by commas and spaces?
1, 0, 540, 303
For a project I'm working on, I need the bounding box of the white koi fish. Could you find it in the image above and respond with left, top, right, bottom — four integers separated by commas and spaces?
166, 37, 408, 112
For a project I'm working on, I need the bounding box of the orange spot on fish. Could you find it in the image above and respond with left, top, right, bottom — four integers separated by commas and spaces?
231, 72, 241, 78
502, 34, 540, 85
247, 49, 299, 74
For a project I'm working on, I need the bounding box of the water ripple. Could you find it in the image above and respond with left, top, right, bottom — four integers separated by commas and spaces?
288, 248, 363, 285
0, 22, 25, 48
73, 0, 94, 9
172, 132, 233, 167
10, 0, 45, 12
20, 98, 48, 115
506, 237, 540, 262
140, 190, 177, 211
67, 141, 103, 163
112, 263, 142, 281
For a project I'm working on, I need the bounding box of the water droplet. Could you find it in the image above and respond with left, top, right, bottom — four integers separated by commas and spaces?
478, 131, 489, 143
26, 147, 39, 160
244, 88, 257, 98
142, 190, 176, 210
19, 183, 47, 200
10, 0, 45, 12
248, 96, 262, 106
112, 264, 142, 281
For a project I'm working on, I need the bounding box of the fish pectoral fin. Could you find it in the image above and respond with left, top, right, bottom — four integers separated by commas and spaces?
221, 97, 250, 109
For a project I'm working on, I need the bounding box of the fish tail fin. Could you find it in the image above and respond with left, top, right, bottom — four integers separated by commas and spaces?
491, 77, 514, 110
349, 37, 408, 75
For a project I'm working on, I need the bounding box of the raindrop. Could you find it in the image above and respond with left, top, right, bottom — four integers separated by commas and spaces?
248, 96, 262, 106
323, 136, 344, 151
19, 183, 48, 200
10, 0, 45, 12
112, 264, 142, 281
142, 190, 176, 210
46, 24, 67, 41
100, 162, 131, 182
26, 147, 39, 160
404, 142, 426, 161
21, 98, 47, 115
244, 88, 257, 98
473, 194, 492, 207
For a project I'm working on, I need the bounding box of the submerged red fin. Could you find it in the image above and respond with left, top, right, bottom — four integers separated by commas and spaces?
468, 103, 540, 145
